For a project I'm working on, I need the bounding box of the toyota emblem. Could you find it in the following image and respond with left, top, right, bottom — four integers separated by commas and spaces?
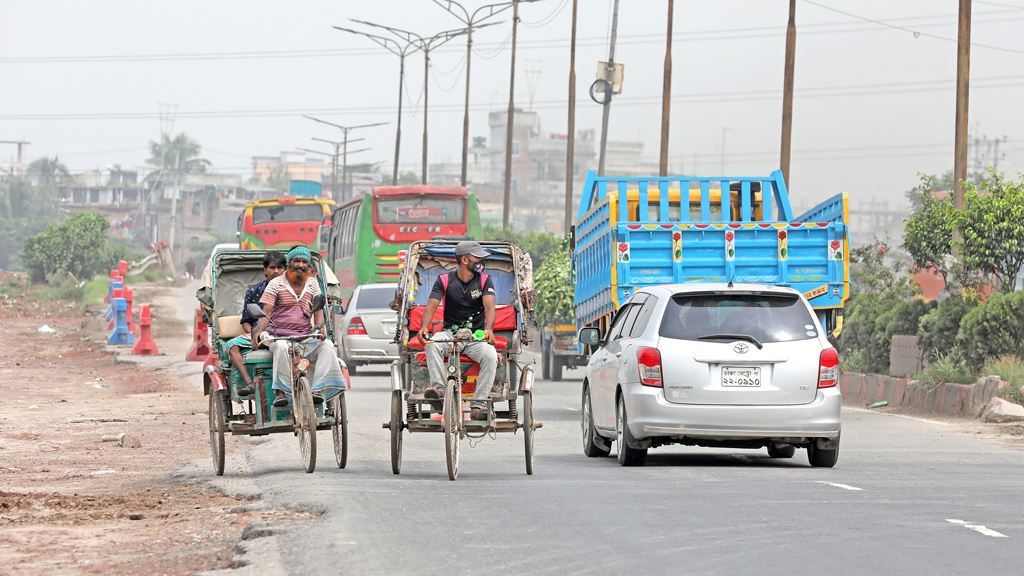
733, 342, 749, 354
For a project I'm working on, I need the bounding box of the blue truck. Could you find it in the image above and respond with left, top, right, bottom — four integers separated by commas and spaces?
572, 170, 850, 343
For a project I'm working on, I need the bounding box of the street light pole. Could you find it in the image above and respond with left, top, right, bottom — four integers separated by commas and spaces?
597, 0, 620, 177
501, 0, 522, 230
333, 26, 418, 186
433, 1, 515, 187
954, 0, 972, 213
311, 137, 344, 198
564, 0, 578, 235
303, 115, 386, 201
779, 0, 796, 187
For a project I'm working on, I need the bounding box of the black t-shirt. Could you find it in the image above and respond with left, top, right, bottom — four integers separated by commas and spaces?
429, 271, 496, 331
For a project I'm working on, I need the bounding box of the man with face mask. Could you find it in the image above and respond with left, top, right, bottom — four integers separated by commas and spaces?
416, 241, 497, 420
254, 246, 347, 407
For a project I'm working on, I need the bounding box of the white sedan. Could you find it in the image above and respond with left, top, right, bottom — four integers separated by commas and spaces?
578, 283, 842, 467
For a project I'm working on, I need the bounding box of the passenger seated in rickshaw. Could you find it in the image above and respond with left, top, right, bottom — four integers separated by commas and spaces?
253, 246, 347, 407
415, 241, 497, 421
227, 250, 286, 397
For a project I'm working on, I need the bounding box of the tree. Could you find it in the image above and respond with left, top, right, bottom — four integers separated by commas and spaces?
20, 211, 125, 283
27, 156, 70, 187
265, 165, 290, 193
956, 170, 1024, 292
902, 174, 959, 285
397, 171, 420, 186
904, 169, 985, 210
532, 239, 574, 327
147, 133, 211, 173
481, 225, 564, 270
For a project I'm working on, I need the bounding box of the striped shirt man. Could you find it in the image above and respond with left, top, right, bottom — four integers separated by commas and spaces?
260, 275, 321, 337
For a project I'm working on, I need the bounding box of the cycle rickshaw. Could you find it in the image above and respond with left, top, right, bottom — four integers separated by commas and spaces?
385, 240, 539, 480
197, 250, 350, 475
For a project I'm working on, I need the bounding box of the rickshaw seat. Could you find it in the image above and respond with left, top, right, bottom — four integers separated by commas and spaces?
217, 315, 245, 339
408, 304, 518, 331
243, 349, 273, 362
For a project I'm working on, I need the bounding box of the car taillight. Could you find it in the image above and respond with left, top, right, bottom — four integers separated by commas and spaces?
347, 317, 367, 336
818, 348, 839, 388
637, 346, 663, 387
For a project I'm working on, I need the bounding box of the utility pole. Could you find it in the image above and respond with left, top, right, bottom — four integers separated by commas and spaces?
434, 0, 516, 187
502, 0, 522, 230
564, 0, 578, 235
953, 0, 971, 213
780, 0, 796, 186
169, 149, 180, 255
308, 137, 345, 198
659, 0, 674, 178
719, 128, 729, 176
333, 27, 419, 187
303, 116, 386, 201
597, 0, 620, 177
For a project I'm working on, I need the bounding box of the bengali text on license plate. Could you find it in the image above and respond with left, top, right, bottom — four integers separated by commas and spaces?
721, 366, 761, 387
383, 323, 397, 335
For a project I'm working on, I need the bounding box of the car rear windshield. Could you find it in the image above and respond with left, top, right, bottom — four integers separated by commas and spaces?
252, 204, 324, 225
376, 198, 465, 224
659, 293, 817, 343
355, 286, 396, 310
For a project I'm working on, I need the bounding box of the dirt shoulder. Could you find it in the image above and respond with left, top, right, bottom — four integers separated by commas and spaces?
0, 273, 312, 576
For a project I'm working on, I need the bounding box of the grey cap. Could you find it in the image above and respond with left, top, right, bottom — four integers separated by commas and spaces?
455, 241, 489, 258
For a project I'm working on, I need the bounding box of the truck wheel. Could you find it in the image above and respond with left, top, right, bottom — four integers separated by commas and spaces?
541, 346, 551, 380
550, 350, 563, 382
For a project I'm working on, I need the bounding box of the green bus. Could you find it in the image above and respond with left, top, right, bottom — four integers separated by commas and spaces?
326, 185, 482, 302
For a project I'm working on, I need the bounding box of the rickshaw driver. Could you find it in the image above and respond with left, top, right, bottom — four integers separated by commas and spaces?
229, 250, 286, 397
253, 246, 347, 408
416, 241, 497, 421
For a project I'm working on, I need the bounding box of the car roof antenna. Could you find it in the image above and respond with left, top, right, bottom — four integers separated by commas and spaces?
727, 275, 735, 288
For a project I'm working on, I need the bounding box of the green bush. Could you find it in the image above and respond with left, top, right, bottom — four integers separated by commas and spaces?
956, 291, 1024, 369
917, 295, 974, 361
20, 211, 124, 283
481, 225, 563, 270
915, 350, 977, 386
532, 239, 574, 328
839, 295, 933, 374
984, 356, 1024, 405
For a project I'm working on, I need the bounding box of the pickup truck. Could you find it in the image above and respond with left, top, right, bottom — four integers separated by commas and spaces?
541, 323, 586, 381
572, 169, 849, 343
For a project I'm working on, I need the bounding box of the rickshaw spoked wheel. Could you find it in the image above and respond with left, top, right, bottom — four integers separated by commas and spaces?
331, 392, 348, 469
295, 376, 317, 473
209, 389, 226, 476
390, 389, 403, 475
443, 378, 461, 481
523, 391, 535, 476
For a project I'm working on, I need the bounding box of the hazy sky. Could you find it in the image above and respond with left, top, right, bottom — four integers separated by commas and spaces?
1, 0, 1022, 212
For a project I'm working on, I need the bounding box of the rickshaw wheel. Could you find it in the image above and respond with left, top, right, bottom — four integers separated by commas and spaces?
331, 393, 348, 469
443, 378, 460, 481
209, 389, 226, 476
295, 377, 317, 473
523, 391, 535, 475
390, 389, 403, 474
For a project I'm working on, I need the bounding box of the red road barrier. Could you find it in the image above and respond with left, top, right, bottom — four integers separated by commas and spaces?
185, 306, 212, 362
132, 304, 159, 355
118, 260, 128, 277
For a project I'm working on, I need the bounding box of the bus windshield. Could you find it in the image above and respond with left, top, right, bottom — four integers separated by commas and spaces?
253, 204, 325, 225
376, 197, 465, 224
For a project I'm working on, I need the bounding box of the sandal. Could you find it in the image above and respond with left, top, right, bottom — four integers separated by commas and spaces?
237, 383, 254, 397
469, 407, 491, 421
273, 391, 288, 407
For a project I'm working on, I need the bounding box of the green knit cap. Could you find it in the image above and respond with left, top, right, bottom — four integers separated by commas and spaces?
286, 246, 311, 263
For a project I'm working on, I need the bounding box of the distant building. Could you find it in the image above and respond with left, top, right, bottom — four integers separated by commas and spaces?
252, 152, 325, 185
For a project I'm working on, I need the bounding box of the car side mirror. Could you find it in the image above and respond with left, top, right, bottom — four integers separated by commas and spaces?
247, 303, 267, 319
578, 327, 601, 346
331, 305, 345, 316
310, 294, 326, 314
318, 225, 330, 250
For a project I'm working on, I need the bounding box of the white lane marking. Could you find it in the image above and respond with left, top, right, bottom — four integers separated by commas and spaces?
816, 481, 863, 491
564, 407, 580, 412
946, 519, 1008, 538
845, 406, 951, 426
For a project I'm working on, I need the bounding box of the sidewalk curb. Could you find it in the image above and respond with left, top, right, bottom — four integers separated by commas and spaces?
839, 372, 1009, 417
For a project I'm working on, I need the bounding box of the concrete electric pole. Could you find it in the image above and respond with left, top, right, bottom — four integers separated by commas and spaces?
564, 0, 578, 235
780, 0, 796, 187
659, 0, 674, 178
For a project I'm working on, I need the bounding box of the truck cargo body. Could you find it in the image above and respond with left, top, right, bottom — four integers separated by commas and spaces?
572, 170, 849, 341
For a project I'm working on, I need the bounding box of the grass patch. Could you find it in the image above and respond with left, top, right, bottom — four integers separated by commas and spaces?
82, 275, 110, 306
914, 350, 978, 385
838, 348, 867, 374
125, 266, 168, 284
984, 356, 1024, 405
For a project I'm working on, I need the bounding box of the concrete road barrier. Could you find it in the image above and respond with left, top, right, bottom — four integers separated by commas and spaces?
840, 372, 1011, 418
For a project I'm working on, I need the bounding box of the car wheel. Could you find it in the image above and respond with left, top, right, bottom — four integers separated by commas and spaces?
767, 443, 796, 459
615, 395, 646, 467
807, 436, 840, 468
582, 384, 611, 458
348, 362, 357, 375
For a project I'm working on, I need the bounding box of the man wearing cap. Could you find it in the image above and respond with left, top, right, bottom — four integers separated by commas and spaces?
416, 241, 497, 420
253, 246, 347, 407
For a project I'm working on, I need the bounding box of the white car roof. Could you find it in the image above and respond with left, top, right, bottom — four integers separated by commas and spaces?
641, 283, 805, 298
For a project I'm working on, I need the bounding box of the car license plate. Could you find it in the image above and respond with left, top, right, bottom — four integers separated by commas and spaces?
382, 322, 397, 335
721, 366, 761, 387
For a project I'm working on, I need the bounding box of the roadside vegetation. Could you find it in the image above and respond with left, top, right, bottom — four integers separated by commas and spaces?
838, 169, 1024, 393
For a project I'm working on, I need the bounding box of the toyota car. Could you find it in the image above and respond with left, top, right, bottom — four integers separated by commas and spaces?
578, 283, 841, 467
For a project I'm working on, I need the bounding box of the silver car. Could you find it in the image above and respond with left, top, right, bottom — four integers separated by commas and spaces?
337, 283, 399, 374
578, 283, 841, 468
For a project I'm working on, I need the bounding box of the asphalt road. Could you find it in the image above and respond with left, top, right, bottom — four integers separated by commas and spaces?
188, 356, 1022, 576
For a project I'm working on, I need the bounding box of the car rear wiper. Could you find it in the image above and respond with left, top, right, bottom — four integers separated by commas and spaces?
697, 333, 763, 349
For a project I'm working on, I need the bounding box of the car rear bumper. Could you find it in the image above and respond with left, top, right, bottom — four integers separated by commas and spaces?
624, 385, 842, 441
342, 334, 399, 363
